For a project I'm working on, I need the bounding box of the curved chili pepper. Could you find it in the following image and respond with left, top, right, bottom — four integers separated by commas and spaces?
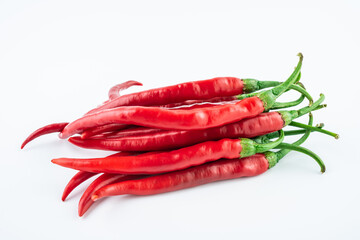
78, 173, 143, 217
59, 54, 302, 139
61, 151, 135, 201
62, 171, 98, 201
21, 122, 68, 149
108, 80, 143, 101
52, 130, 284, 174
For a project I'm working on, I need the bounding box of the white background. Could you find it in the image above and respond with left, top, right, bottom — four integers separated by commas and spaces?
1, 0, 359, 239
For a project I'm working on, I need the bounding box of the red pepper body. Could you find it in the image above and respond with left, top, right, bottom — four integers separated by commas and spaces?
60, 96, 264, 139
62, 171, 98, 201
82, 100, 239, 139
101, 127, 163, 139
82, 99, 238, 139
158, 96, 238, 108
69, 112, 284, 151
52, 139, 243, 174
21, 122, 68, 149
61, 151, 135, 201
81, 123, 132, 139
86, 77, 244, 115
92, 154, 268, 198
78, 173, 141, 217
108, 80, 143, 101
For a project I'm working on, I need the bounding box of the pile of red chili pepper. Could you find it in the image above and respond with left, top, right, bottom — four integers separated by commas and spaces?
22, 53, 338, 217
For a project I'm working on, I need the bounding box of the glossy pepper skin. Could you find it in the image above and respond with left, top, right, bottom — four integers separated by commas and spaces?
61, 171, 98, 201
52, 132, 283, 174
21, 122, 68, 149
69, 112, 284, 151
53, 138, 243, 174
86, 77, 246, 115
80, 100, 237, 139
107, 80, 143, 101
81, 123, 132, 139
78, 173, 142, 217
157, 96, 238, 108
60, 96, 265, 138
89, 127, 163, 140
61, 151, 135, 201
92, 154, 269, 198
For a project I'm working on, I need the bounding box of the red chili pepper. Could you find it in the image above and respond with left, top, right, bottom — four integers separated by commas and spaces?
108, 80, 143, 101
60, 97, 265, 138
81, 101, 239, 139
78, 173, 143, 217
59, 54, 303, 139
21, 122, 68, 149
61, 171, 98, 201
86, 75, 281, 115
90, 155, 268, 198
61, 151, 135, 201
158, 80, 309, 109
52, 130, 284, 174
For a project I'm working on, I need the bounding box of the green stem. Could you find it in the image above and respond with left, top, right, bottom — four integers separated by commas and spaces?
238, 69, 302, 102
263, 126, 324, 142
290, 121, 339, 139
274, 143, 326, 173
287, 83, 313, 103
313, 104, 327, 111
297, 94, 325, 117
271, 81, 313, 109
266, 113, 313, 168
240, 130, 284, 158
271, 95, 305, 110
268, 113, 327, 173
257, 53, 303, 110
242, 79, 281, 93
276, 113, 313, 160
279, 94, 325, 125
